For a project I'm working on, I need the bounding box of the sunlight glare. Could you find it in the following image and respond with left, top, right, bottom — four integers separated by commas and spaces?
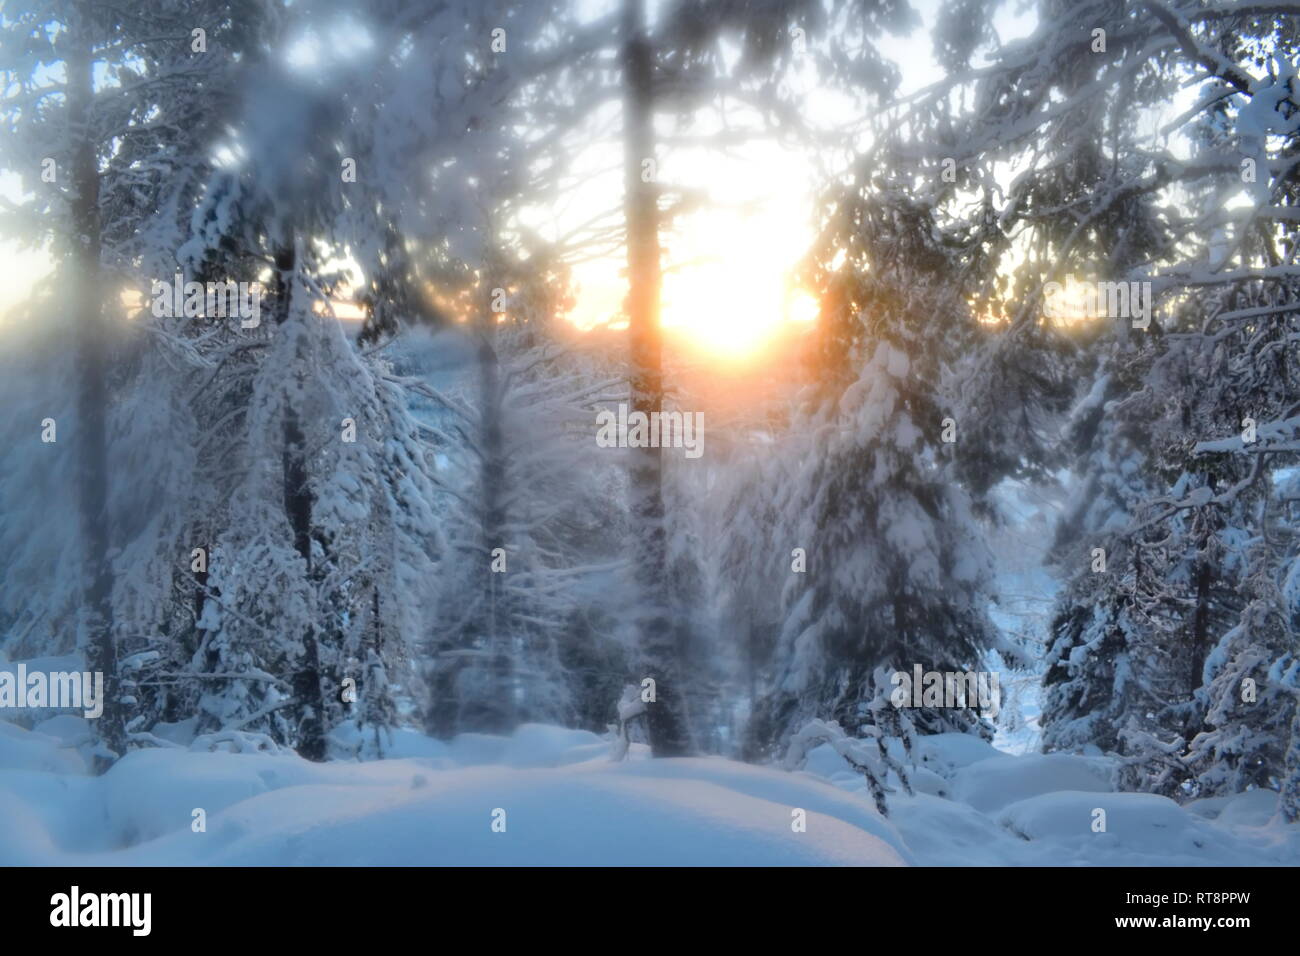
657, 145, 814, 359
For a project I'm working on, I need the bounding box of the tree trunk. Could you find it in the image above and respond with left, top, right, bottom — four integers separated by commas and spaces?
68, 3, 126, 773
273, 242, 327, 761
475, 291, 515, 732
622, 0, 691, 756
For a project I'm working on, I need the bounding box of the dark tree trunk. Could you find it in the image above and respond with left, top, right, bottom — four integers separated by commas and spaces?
477, 299, 515, 732
622, 0, 691, 756
68, 4, 126, 773
273, 242, 327, 761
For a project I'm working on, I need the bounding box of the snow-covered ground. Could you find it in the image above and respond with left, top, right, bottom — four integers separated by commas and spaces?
1, 718, 1296, 866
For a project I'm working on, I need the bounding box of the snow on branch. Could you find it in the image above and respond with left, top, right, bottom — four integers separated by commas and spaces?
782, 718, 912, 818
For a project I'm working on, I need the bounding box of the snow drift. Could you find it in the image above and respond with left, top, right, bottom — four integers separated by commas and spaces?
0, 719, 1296, 867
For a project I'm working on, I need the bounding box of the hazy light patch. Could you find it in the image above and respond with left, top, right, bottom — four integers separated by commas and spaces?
0, 242, 53, 323
212, 142, 246, 169
314, 298, 366, 321
788, 290, 818, 323
285, 32, 322, 71
661, 135, 818, 356
0, 174, 51, 324
285, 14, 373, 72
1225, 190, 1258, 210
987, 1, 1039, 53
531, 122, 818, 358
312, 253, 367, 322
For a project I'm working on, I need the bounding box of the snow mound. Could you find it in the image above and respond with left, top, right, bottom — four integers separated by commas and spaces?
117, 765, 907, 866
0, 770, 98, 861
33, 715, 93, 748
1217, 789, 1280, 827
446, 732, 511, 766
590, 755, 913, 862
0, 787, 65, 865
995, 791, 1246, 865
498, 724, 607, 767
890, 791, 1030, 865
0, 720, 86, 775
379, 727, 453, 762
0, 722, 906, 866
915, 733, 1005, 777
0, 719, 1295, 866
951, 752, 1113, 813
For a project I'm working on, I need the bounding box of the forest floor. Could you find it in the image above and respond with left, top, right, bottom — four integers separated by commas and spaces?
1, 716, 1297, 866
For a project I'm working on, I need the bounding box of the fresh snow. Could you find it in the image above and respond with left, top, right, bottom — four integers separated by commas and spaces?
1, 719, 1295, 867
